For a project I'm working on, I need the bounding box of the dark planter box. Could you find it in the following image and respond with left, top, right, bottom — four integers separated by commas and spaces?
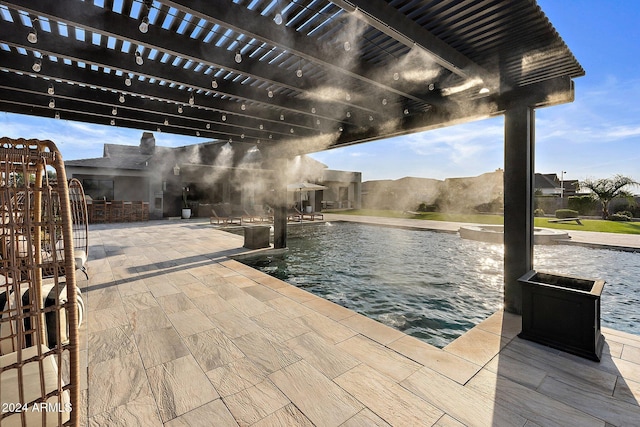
243, 225, 271, 249
518, 270, 605, 362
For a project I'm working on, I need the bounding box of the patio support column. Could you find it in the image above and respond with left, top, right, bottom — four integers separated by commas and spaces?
504, 104, 535, 314
272, 159, 288, 249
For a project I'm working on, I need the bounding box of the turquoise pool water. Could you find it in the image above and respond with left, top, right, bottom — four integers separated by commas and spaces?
240, 222, 640, 348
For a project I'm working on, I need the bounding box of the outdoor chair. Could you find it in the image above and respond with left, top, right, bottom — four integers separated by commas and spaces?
302, 208, 324, 221
0, 137, 81, 426
210, 203, 242, 225
287, 206, 302, 222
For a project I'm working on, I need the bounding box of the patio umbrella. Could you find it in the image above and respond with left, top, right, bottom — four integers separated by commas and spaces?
287, 182, 328, 209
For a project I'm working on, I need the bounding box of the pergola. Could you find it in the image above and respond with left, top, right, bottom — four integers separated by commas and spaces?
0, 0, 584, 313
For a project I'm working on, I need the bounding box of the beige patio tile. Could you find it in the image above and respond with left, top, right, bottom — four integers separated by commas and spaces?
467, 368, 604, 427
86, 287, 121, 310
537, 376, 640, 426
274, 283, 318, 302
208, 307, 263, 338
167, 308, 216, 337
339, 313, 406, 345
127, 305, 171, 334
191, 293, 234, 316
613, 377, 640, 405
340, 409, 390, 427
285, 332, 359, 379
156, 292, 196, 314
401, 367, 527, 426
163, 399, 238, 427
88, 394, 162, 427
88, 352, 152, 417
225, 274, 259, 288
226, 293, 273, 318
223, 379, 290, 426
475, 309, 522, 339
242, 284, 282, 301
444, 326, 507, 366
254, 275, 289, 290
265, 296, 316, 318
336, 335, 421, 382
87, 304, 129, 333
146, 281, 181, 298
135, 325, 190, 368
251, 310, 310, 341
269, 360, 363, 426
621, 344, 640, 364
206, 357, 268, 398
184, 327, 244, 371
147, 355, 219, 422
433, 414, 466, 427
116, 278, 149, 297
87, 325, 136, 365
232, 331, 301, 374
335, 364, 443, 426
122, 291, 159, 314
297, 311, 358, 344
388, 334, 481, 384
176, 281, 215, 298
302, 297, 355, 321
252, 403, 314, 427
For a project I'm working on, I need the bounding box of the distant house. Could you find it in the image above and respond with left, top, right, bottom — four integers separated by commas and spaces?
534, 173, 578, 197
65, 132, 361, 219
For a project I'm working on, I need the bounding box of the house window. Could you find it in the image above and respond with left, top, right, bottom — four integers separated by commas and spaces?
83, 179, 114, 201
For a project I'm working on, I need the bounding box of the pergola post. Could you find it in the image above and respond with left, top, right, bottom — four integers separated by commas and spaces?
503, 105, 535, 314
272, 159, 288, 249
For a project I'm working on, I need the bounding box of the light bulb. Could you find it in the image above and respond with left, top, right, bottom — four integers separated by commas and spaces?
112, 107, 117, 115
32, 58, 41, 72
339, 126, 343, 132
393, 72, 400, 81
346, 111, 351, 118
221, 114, 226, 121
241, 133, 245, 139
290, 128, 294, 134
428, 83, 435, 91
316, 119, 320, 125
27, 28, 37, 44
196, 131, 200, 136
139, 16, 149, 33
274, 12, 283, 25
47, 84, 55, 95
345, 93, 351, 101
206, 123, 211, 129
54, 111, 60, 119
211, 79, 218, 89
164, 118, 169, 125
280, 114, 285, 121
125, 76, 132, 86
189, 93, 195, 105
267, 90, 273, 98
296, 68, 303, 78
135, 51, 143, 65
311, 107, 316, 114
479, 87, 490, 94
241, 103, 246, 110
369, 115, 374, 121
259, 124, 264, 130
178, 105, 183, 113
119, 93, 125, 103
110, 119, 116, 125
235, 51, 242, 63
404, 108, 409, 115
48, 98, 55, 108
382, 98, 387, 105
344, 41, 351, 51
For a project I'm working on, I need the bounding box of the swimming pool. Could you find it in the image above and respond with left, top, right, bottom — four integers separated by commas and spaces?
240, 222, 640, 348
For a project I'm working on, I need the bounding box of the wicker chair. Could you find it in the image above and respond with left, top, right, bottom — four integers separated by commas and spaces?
0, 137, 80, 426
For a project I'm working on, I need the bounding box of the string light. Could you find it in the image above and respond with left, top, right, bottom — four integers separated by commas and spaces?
404, 108, 409, 115
196, 131, 200, 136
112, 107, 118, 115
54, 111, 60, 119
280, 114, 285, 121
241, 103, 246, 110
311, 107, 316, 114
274, 12, 283, 25
234, 51, 242, 63
110, 119, 116, 125
135, 51, 144, 65
393, 72, 400, 81
296, 59, 303, 78
139, 16, 150, 33
343, 41, 351, 51
382, 98, 388, 105
32, 58, 42, 72
178, 105, 183, 113
164, 118, 169, 125
189, 92, 195, 105
267, 90, 274, 98
119, 93, 125, 103
48, 98, 55, 108
47, 83, 55, 95
345, 93, 351, 101
27, 27, 37, 44
346, 111, 351, 118
125, 76, 132, 86
206, 123, 211, 129
211, 79, 218, 89
221, 114, 227, 121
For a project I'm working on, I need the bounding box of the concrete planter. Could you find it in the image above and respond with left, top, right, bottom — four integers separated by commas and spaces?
181, 208, 191, 219
518, 270, 605, 362
243, 225, 271, 249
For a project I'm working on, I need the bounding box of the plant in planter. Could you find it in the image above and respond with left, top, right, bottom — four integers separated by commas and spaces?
181, 186, 191, 219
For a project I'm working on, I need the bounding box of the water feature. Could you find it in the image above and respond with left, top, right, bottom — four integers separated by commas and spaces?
239, 222, 640, 348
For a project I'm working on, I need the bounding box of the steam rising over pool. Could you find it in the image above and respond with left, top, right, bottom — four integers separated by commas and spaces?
240, 222, 639, 348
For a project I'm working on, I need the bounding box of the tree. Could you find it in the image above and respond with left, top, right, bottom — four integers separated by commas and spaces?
579, 175, 639, 219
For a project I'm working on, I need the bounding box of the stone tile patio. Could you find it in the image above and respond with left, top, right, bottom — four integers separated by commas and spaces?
77, 219, 640, 426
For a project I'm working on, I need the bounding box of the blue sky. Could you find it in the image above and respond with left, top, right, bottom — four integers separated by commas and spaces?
1, 1, 638, 183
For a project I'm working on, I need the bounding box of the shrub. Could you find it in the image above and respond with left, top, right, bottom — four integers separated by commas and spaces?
417, 203, 437, 212
567, 195, 597, 215
555, 209, 579, 219
609, 213, 631, 221
534, 208, 545, 217
617, 210, 633, 219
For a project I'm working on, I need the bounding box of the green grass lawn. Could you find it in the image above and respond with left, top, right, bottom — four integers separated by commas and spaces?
331, 209, 640, 235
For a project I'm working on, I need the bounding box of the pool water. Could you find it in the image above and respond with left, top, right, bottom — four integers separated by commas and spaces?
240, 222, 640, 348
